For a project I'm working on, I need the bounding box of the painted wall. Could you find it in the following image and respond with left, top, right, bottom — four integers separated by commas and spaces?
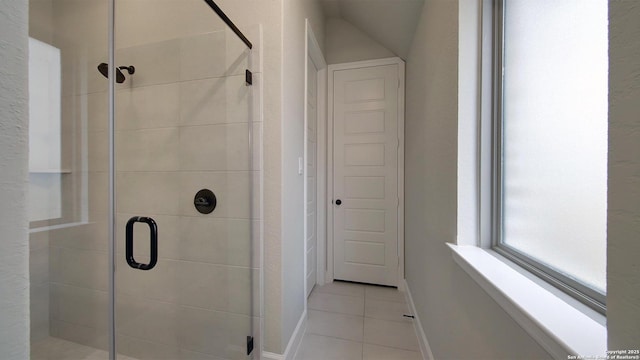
403, 1, 552, 358
332, 0, 424, 60
607, 0, 640, 350
456, 0, 480, 246
29, 0, 54, 44
324, 18, 394, 65
279, 0, 325, 353
0, 0, 30, 358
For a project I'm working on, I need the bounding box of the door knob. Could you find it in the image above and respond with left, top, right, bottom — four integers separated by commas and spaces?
335, 199, 342, 205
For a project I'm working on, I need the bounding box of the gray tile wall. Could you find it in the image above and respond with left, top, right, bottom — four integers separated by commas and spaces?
30, 230, 51, 343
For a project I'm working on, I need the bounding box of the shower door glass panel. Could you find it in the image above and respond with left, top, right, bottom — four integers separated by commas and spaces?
29, 0, 111, 359
114, 1, 256, 359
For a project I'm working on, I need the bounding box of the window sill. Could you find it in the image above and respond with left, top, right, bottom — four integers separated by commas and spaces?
447, 243, 606, 359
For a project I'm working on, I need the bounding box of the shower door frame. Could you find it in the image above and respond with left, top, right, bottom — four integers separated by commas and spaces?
105, 1, 255, 359
107, 0, 116, 358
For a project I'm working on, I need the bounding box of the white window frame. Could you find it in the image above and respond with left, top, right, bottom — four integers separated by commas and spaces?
490, 0, 606, 314
28, 37, 87, 229
449, 0, 607, 358
28, 37, 65, 225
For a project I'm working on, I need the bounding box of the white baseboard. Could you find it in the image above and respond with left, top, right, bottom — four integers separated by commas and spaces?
403, 279, 434, 360
262, 310, 307, 360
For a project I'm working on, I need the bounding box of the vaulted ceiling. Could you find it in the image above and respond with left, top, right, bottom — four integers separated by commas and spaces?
320, 0, 425, 59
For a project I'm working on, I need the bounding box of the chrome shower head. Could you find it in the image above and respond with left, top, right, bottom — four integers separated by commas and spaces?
97, 63, 135, 84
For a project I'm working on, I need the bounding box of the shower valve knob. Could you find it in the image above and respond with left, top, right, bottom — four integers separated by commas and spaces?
194, 189, 217, 214
195, 197, 210, 206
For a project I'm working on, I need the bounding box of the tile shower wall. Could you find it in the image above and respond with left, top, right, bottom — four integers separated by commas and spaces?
48, 28, 262, 360
30, 230, 51, 343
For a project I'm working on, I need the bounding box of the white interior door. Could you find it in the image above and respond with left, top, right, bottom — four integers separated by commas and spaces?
333, 64, 399, 287
306, 56, 319, 297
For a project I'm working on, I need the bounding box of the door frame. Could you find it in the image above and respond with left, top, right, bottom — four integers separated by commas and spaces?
304, 19, 327, 298
326, 57, 406, 289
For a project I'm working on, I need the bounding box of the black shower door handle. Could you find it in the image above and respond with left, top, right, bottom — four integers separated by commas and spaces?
125, 216, 158, 270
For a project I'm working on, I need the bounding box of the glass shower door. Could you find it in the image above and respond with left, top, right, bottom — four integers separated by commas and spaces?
28, 0, 112, 359
27, 1, 257, 358
112, 1, 257, 359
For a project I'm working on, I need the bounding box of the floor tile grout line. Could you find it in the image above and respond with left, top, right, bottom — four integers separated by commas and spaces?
365, 294, 406, 302
310, 291, 365, 301
307, 308, 364, 319
362, 340, 421, 353
366, 300, 406, 304
303, 331, 363, 344
307, 308, 364, 317
307, 291, 366, 317
306, 286, 419, 359
306, 291, 366, 349
363, 315, 415, 323
313, 290, 365, 299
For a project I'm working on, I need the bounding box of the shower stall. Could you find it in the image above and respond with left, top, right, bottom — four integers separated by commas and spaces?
27, 0, 261, 359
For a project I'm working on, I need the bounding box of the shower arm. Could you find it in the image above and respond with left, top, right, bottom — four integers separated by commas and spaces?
118, 65, 135, 74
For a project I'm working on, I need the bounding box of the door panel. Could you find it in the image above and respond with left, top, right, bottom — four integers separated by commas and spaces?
333, 64, 399, 287
114, 5, 256, 359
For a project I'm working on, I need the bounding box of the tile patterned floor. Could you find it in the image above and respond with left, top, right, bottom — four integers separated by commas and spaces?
31, 282, 421, 360
295, 281, 423, 360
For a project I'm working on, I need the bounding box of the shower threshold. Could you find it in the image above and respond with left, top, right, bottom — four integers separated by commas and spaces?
31, 337, 138, 360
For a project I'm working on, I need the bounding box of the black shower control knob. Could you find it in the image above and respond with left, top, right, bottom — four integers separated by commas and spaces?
335, 199, 342, 205
194, 189, 217, 214
195, 197, 210, 206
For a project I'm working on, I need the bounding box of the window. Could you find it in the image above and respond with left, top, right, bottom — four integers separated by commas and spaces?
492, 0, 608, 312
28, 37, 63, 223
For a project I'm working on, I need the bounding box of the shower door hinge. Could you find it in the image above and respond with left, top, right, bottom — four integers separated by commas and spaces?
246, 69, 253, 86
246, 335, 254, 355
